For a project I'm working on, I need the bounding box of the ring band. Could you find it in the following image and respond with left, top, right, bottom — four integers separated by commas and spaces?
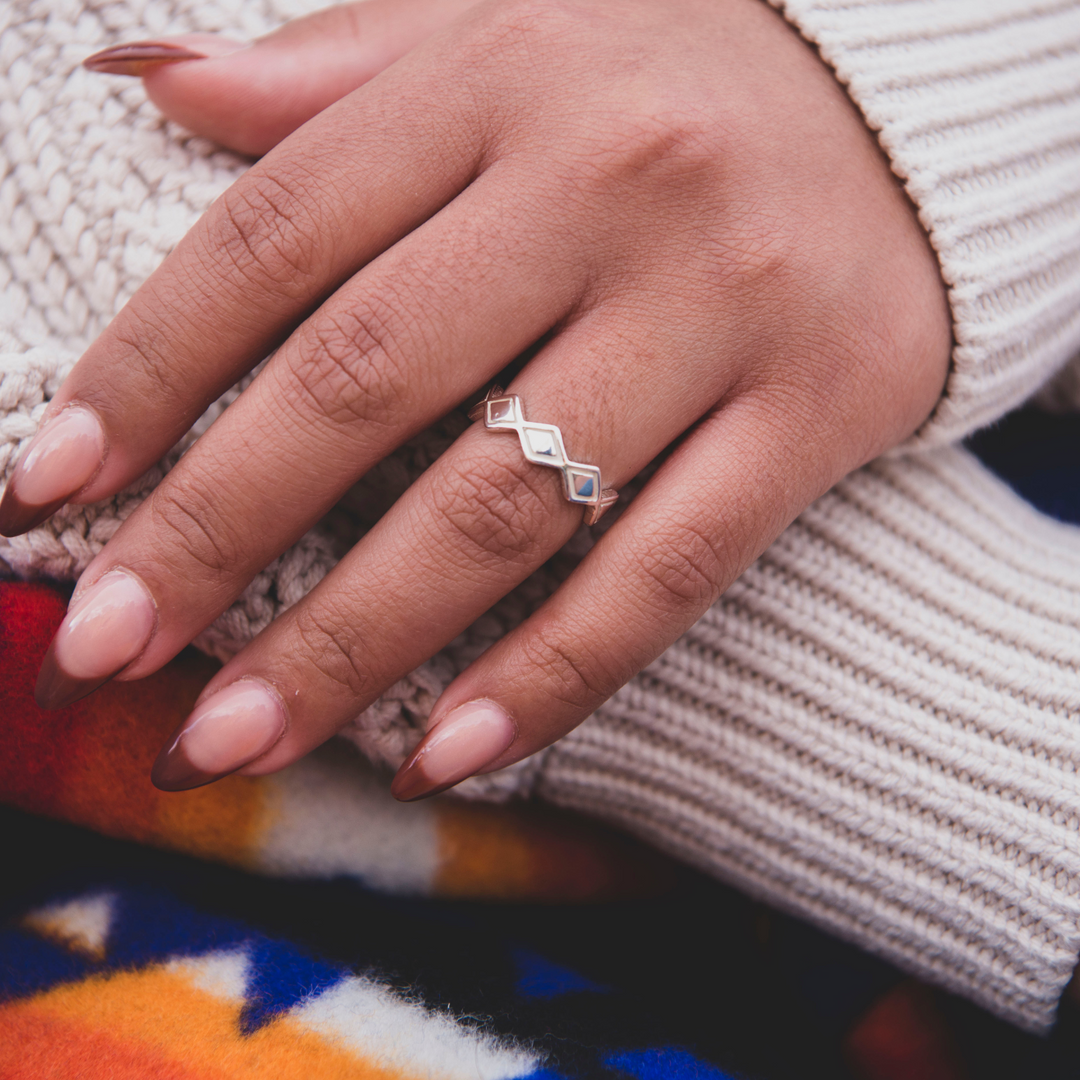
468, 386, 619, 525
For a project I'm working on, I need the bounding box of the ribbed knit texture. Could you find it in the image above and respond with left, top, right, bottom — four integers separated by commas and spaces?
537, 449, 1080, 1030
3, 0, 1080, 1032
766, 0, 1080, 446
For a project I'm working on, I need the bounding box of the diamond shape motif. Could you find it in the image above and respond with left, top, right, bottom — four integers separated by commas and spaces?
472, 389, 618, 524
569, 470, 596, 499
526, 427, 559, 458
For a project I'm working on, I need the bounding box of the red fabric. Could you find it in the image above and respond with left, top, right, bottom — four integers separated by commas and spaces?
0, 580, 220, 832
844, 981, 966, 1080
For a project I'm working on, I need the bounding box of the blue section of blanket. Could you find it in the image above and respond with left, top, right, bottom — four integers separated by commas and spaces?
968, 407, 1080, 525
5, 797, 1080, 1079
605, 1048, 737, 1078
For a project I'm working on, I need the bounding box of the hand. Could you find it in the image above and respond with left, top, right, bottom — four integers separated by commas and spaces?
0, 0, 950, 798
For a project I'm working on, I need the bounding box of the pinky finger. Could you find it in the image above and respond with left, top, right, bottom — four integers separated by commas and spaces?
391, 394, 834, 801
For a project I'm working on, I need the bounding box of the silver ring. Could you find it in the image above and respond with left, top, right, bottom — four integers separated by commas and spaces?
468, 386, 619, 526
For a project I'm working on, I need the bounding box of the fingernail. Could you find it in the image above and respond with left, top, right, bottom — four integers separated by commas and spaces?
0, 406, 105, 537
152, 679, 287, 791
391, 701, 516, 802
83, 37, 245, 76
83, 41, 208, 76
35, 571, 156, 710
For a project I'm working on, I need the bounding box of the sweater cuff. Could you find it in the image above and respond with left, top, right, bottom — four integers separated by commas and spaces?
536, 446, 1080, 1032
767, 0, 1080, 446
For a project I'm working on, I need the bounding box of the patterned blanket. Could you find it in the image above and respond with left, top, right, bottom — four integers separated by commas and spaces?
2, 407, 1079, 1077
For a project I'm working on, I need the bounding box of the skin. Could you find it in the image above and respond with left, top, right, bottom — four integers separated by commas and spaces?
39, 0, 951, 783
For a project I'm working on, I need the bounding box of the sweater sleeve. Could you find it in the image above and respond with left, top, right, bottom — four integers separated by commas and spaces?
526, 446, 1080, 1034
765, 0, 1080, 445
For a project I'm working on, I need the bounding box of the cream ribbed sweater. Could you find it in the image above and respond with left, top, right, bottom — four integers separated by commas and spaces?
2, 0, 1080, 1033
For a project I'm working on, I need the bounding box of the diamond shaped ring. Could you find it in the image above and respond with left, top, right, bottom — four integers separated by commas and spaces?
467, 386, 619, 526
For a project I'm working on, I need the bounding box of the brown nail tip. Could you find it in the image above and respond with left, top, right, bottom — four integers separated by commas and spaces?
0, 492, 68, 538
34, 675, 103, 711
34, 643, 110, 711
83, 42, 208, 76
150, 740, 223, 792
390, 760, 456, 803
150, 727, 247, 792
391, 781, 453, 803
395, 784, 455, 803
150, 761, 221, 792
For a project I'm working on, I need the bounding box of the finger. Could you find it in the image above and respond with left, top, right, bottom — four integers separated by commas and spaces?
144, 300, 736, 791
84, 0, 482, 156
33, 169, 590, 709
390, 391, 859, 800
0, 34, 487, 537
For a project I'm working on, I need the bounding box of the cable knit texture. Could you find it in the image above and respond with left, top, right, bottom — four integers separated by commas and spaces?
3, 0, 1080, 1032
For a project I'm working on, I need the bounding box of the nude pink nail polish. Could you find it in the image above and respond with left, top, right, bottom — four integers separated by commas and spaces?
391, 701, 516, 801
152, 679, 287, 791
35, 570, 156, 710
0, 406, 105, 536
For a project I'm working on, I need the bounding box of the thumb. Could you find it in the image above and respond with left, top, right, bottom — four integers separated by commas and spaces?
84, 0, 479, 156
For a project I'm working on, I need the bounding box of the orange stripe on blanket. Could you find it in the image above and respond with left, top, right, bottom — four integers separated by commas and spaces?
1, 582, 678, 902
435, 799, 677, 901
0, 582, 263, 867
0, 967, 411, 1080
0, 1009, 204, 1080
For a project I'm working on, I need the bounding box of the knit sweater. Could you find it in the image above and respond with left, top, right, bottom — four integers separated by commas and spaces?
2, 0, 1080, 1034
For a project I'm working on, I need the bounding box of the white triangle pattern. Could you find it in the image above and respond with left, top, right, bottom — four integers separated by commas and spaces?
22, 891, 116, 959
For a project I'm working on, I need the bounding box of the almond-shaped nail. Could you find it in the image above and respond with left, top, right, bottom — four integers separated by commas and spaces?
0, 407, 105, 537
152, 679, 287, 791
391, 701, 516, 802
83, 41, 209, 76
83, 36, 246, 77
35, 571, 156, 710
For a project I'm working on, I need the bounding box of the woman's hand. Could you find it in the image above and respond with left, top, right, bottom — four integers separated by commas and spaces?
0, 0, 950, 797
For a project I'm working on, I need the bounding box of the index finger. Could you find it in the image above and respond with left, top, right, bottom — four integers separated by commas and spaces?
0, 30, 485, 536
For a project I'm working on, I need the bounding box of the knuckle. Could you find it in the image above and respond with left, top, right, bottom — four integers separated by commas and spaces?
290, 298, 413, 430
573, 109, 717, 197
518, 627, 611, 708
207, 170, 324, 295
431, 448, 555, 568
147, 482, 243, 578
291, 603, 376, 701
638, 523, 726, 610
105, 323, 191, 405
